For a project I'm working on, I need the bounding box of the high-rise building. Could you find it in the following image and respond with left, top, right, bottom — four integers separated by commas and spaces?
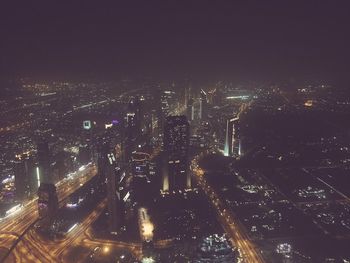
96, 138, 109, 179
184, 85, 191, 109
81, 119, 94, 163
126, 97, 142, 141
126, 112, 136, 131
199, 89, 208, 120
187, 98, 195, 122
224, 116, 239, 157
150, 110, 159, 137
37, 141, 51, 184
142, 112, 153, 137
105, 145, 125, 234
153, 87, 163, 130
212, 87, 224, 106
14, 154, 33, 200
163, 116, 190, 192
37, 183, 58, 224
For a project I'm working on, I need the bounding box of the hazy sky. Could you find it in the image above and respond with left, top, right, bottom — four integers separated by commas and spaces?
1, 1, 350, 82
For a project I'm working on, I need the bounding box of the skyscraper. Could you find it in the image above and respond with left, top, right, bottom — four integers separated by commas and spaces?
13, 154, 33, 200
224, 116, 239, 157
184, 85, 191, 109
212, 87, 224, 106
163, 116, 190, 192
126, 97, 142, 140
199, 89, 208, 120
37, 183, 58, 225
37, 141, 51, 184
126, 112, 136, 132
81, 119, 94, 164
36, 141, 58, 228
187, 98, 195, 122
103, 140, 126, 234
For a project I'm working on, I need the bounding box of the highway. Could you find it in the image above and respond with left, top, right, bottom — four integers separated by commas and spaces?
7, 199, 109, 262
6, 198, 142, 263
0, 164, 98, 259
191, 155, 265, 263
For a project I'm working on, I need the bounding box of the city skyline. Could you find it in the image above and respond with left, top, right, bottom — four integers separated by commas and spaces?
1, 2, 350, 263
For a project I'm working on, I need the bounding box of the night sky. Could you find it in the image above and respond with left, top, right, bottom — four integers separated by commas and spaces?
1, 1, 350, 82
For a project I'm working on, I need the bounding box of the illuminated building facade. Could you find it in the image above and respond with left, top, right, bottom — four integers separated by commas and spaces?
13, 154, 33, 200
37, 141, 52, 184
126, 97, 142, 140
199, 89, 208, 120
104, 141, 127, 234
163, 115, 190, 192
81, 119, 94, 164
224, 116, 240, 157
187, 98, 195, 121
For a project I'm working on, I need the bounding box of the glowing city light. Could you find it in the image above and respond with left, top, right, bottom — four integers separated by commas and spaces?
36, 167, 41, 187
67, 223, 78, 233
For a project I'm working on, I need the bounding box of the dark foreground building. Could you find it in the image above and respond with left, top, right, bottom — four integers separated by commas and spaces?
37, 183, 58, 223
162, 115, 190, 193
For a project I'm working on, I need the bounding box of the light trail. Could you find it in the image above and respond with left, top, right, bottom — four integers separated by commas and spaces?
191, 155, 265, 263
10, 198, 142, 263
0, 164, 98, 259
316, 177, 350, 202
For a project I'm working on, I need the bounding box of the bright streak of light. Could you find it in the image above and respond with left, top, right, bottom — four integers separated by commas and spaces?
5, 204, 23, 217
226, 95, 250, 100
36, 167, 40, 187
67, 223, 78, 233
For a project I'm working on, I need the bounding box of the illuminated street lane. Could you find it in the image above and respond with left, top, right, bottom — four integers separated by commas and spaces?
191, 155, 265, 263
0, 164, 98, 257
9, 199, 108, 263
8, 198, 142, 263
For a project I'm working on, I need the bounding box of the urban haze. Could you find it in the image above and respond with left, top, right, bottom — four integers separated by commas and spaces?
1, 1, 350, 263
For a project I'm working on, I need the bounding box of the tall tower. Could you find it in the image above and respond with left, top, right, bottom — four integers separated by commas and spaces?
163, 116, 190, 192
36, 140, 58, 228
199, 89, 208, 120
224, 116, 239, 157
185, 85, 191, 109
96, 138, 109, 179
37, 183, 58, 228
126, 97, 142, 141
14, 154, 33, 200
104, 141, 125, 234
187, 98, 195, 122
81, 120, 94, 164
37, 141, 51, 184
